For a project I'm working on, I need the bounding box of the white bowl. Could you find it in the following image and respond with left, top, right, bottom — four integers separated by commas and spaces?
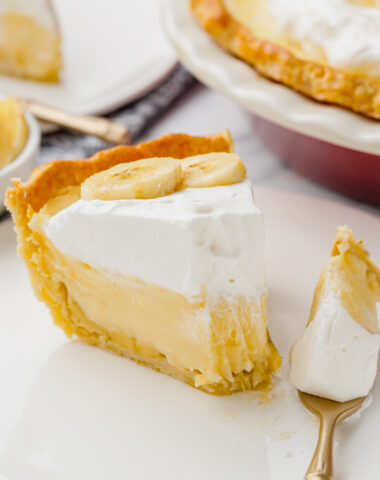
0, 107, 41, 214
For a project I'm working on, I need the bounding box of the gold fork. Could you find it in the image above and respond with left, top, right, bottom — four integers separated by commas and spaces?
299, 391, 365, 480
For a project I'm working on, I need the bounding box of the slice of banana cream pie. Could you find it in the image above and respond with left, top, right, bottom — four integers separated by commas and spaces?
290, 227, 380, 402
6, 131, 280, 394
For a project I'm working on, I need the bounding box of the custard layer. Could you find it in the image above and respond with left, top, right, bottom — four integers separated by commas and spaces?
33, 231, 279, 391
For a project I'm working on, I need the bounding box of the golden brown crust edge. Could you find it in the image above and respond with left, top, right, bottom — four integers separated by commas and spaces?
5, 130, 233, 215
191, 0, 380, 119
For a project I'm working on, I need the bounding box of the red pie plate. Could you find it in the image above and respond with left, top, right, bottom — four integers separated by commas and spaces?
252, 115, 380, 205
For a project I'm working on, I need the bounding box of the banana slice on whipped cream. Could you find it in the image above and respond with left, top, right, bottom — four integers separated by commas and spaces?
81, 157, 183, 201
181, 152, 246, 188
81, 152, 247, 201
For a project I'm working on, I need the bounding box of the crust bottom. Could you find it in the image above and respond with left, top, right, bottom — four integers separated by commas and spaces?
191, 0, 380, 119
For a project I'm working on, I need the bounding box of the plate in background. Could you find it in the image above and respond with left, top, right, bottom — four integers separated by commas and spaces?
0, 187, 379, 480
0, 0, 177, 116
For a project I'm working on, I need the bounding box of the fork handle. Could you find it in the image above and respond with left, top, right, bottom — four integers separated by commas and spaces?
304, 415, 335, 480
305, 475, 334, 480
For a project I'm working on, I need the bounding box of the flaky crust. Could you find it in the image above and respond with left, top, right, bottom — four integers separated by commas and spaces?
191, 0, 380, 119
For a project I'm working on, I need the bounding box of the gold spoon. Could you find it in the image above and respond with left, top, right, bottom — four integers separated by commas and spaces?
299, 391, 365, 480
22, 99, 130, 145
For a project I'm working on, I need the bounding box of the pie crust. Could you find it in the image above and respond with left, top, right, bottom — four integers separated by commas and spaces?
191, 0, 380, 119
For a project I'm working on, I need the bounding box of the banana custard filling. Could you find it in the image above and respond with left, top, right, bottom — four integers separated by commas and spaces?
0, 97, 28, 170
6, 133, 281, 394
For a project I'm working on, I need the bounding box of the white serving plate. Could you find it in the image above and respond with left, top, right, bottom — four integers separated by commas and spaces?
0, 0, 177, 116
161, 0, 380, 156
0, 187, 379, 480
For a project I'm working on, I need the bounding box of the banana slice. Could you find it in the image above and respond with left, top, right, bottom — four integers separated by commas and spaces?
81, 157, 183, 201
181, 152, 246, 188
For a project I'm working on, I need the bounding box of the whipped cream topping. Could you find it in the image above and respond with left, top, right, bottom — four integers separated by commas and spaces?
46, 181, 265, 302
268, 0, 380, 74
290, 291, 380, 402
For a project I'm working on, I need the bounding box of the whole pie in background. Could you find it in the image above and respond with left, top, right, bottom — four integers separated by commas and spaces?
191, 0, 380, 119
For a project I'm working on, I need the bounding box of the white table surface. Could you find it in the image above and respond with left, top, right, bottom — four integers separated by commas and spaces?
140, 83, 380, 218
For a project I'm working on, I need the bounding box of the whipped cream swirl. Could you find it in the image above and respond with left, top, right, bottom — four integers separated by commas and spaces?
269, 0, 380, 74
